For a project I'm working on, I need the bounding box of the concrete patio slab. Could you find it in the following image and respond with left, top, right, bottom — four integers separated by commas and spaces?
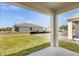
28, 47, 79, 56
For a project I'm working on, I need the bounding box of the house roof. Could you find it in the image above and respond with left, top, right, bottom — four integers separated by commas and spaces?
68, 14, 79, 22
13, 23, 43, 28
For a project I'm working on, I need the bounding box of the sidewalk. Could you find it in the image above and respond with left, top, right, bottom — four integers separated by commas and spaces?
28, 47, 79, 56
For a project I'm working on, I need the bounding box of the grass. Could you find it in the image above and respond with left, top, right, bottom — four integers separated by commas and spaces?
0, 34, 50, 56
59, 40, 79, 53
1, 33, 79, 55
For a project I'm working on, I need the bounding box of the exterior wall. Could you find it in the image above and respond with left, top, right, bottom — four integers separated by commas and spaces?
18, 27, 43, 32
75, 22, 79, 38
31, 27, 43, 32
19, 27, 30, 32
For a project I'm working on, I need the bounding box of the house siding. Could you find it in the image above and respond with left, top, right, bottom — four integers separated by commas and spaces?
31, 27, 43, 32
18, 27, 43, 32
19, 27, 30, 32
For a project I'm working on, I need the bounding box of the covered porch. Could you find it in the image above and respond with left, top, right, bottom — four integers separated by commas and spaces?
11, 2, 79, 56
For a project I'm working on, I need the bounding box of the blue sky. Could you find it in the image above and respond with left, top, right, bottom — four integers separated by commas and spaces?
58, 8, 79, 27
0, 2, 79, 28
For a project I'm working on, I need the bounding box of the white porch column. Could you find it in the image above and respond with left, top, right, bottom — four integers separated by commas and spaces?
68, 21, 73, 39
12, 27, 15, 32
50, 11, 58, 47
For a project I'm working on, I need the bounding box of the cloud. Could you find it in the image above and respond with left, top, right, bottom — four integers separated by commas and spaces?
1, 3, 20, 10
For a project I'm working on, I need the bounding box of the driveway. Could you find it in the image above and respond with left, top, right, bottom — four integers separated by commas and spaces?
58, 32, 68, 40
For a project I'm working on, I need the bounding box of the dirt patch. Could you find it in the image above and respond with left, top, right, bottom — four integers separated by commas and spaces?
0, 31, 30, 35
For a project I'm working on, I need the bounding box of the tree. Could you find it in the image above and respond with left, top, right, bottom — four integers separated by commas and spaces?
6, 27, 12, 31
14, 25, 19, 32
0, 28, 6, 31
60, 25, 68, 31
60, 24, 75, 31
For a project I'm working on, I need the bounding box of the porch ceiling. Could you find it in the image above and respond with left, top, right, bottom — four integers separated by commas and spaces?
11, 2, 79, 15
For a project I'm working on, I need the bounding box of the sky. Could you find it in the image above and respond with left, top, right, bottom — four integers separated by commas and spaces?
0, 2, 79, 28
58, 8, 79, 27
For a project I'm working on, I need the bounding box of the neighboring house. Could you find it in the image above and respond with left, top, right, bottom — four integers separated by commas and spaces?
46, 26, 51, 31
68, 14, 79, 40
12, 23, 44, 32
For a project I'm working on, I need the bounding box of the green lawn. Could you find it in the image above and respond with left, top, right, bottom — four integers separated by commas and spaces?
59, 40, 79, 53
0, 34, 50, 56
1, 34, 79, 56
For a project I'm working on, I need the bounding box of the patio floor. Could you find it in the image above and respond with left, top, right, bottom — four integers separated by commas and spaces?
28, 47, 79, 56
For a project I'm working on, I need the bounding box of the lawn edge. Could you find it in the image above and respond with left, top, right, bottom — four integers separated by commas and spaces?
5, 42, 50, 56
